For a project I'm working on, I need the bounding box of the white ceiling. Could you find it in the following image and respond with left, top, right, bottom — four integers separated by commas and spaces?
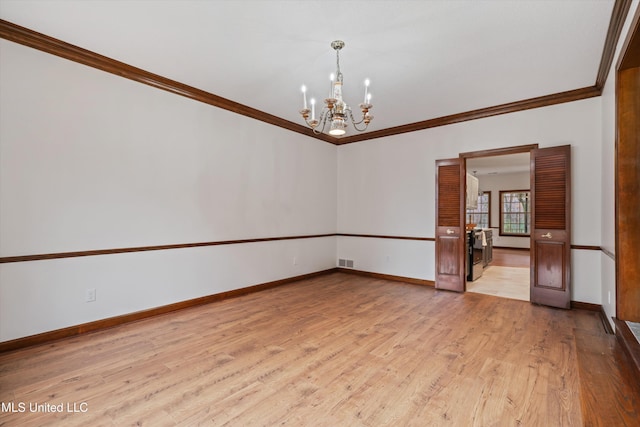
0, 0, 615, 137
467, 153, 531, 176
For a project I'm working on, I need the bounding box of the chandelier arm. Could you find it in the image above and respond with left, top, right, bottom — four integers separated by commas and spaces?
311, 121, 323, 134
313, 109, 330, 134
347, 109, 369, 131
351, 120, 369, 132
349, 111, 366, 125
308, 109, 323, 132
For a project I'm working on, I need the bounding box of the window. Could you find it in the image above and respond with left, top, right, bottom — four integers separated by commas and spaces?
500, 190, 530, 236
466, 191, 491, 229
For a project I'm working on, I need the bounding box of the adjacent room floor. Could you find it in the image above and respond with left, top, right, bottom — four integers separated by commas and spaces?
466, 248, 530, 301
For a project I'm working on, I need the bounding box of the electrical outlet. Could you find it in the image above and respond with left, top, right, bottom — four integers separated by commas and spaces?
86, 288, 96, 302
608, 291, 611, 305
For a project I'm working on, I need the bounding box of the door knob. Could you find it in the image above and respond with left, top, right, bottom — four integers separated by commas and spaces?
446, 229, 455, 235
541, 232, 552, 239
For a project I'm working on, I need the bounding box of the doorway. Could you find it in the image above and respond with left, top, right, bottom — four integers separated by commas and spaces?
435, 143, 571, 308
464, 153, 531, 301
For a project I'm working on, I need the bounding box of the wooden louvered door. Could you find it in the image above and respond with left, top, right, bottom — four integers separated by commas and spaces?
530, 145, 571, 308
435, 158, 465, 292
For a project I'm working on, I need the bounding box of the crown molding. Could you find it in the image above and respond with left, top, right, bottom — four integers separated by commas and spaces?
336, 87, 601, 145
0, 19, 336, 144
597, 0, 633, 88
0, 0, 632, 147
617, 0, 640, 70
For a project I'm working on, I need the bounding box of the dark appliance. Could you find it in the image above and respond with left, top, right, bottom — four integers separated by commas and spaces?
467, 230, 484, 281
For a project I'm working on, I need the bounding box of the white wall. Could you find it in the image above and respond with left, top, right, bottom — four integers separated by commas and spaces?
475, 171, 530, 249
0, 40, 337, 342
337, 97, 603, 303
4, 1, 637, 341
600, 0, 639, 328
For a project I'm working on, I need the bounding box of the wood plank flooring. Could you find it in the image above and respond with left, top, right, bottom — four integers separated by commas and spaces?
1, 272, 638, 426
491, 248, 530, 268
466, 266, 529, 301
467, 248, 530, 301
575, 328, 640, 426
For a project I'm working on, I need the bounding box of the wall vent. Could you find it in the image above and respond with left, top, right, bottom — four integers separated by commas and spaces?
338, 259, 354, 268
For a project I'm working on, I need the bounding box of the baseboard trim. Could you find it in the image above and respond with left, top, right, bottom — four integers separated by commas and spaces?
0, 267, 614, 353
570, 301, 602, 312
570, 301, 613, 334
337, 267, 435, 287
0, 268, 338, 354
614, 318, 640, 386
600, 307, 615, 335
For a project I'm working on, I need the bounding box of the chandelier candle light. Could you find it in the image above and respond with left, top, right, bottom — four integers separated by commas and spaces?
299, 40, 374, 136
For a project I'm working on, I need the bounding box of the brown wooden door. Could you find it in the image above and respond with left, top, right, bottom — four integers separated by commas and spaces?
435, 158, 465, 292
530, 145, 571, 308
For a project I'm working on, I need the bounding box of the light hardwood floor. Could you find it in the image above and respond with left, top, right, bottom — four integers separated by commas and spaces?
467, 248, 530, 301
467, 266, 529, 301
1, 272, 637, 426
491, 248, 530, 268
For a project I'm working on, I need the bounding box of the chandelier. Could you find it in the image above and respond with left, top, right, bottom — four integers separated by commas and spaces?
299, 40, 374, 136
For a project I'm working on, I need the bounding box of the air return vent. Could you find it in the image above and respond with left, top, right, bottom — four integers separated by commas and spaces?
338, 259, 354, 268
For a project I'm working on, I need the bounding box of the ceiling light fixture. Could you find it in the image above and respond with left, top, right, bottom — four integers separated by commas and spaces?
299, 40, 374, 137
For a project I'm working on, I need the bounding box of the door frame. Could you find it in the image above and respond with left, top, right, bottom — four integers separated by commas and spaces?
458, 144, 539, 289
459, 144, 539, 163
615, 6, 640, 322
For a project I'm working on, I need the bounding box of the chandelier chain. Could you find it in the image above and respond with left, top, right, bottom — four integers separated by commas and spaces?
335, 48, 342, 82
